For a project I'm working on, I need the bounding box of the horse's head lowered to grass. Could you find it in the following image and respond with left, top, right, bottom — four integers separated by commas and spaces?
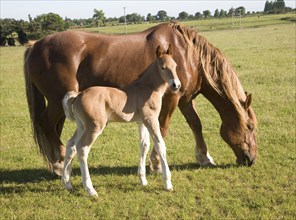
220, 93, 257, 166
189, 30, 258, 166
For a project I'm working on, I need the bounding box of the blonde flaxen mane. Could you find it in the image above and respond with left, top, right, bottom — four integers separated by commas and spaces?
169, 22, 256, 130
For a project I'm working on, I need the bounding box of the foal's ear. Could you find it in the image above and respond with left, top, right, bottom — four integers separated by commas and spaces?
244, 94, 252, 110
156, 45, 163, 58
166, 44, 173, 55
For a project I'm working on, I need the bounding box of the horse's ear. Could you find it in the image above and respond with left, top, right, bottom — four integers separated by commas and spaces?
166, 44, 173, 55
244, 94, 252, 110
156, 45, 163, 58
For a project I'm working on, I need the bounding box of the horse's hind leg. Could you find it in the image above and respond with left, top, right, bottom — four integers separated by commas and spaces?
40, 103, 66, 175
178, 99, 216, 166
138, 123, 150, 186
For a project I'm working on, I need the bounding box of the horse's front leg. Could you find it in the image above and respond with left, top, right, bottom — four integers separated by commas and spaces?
149, 94, 179, 173
178, 99, 216, 166
137, 123, 150, 186
145, 119, 173, 191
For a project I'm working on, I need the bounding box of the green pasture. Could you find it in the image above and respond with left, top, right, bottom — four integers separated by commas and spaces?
0, 16, 295, 219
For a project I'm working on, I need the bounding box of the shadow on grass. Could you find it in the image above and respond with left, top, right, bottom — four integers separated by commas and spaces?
0, 163, 240, 194
0, 163, 238, 184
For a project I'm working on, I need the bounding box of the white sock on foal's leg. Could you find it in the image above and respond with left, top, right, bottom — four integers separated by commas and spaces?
138, 123, 150, 186
62, 140, 77, 191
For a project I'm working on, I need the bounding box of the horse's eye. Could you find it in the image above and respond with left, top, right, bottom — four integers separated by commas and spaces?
162, 65, 166, 70
247, 121, 254, 131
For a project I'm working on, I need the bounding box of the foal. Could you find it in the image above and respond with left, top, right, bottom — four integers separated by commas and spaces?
61, 45, 181, 197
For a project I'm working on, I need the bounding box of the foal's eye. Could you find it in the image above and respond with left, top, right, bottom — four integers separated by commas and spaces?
162, 66, 166, 70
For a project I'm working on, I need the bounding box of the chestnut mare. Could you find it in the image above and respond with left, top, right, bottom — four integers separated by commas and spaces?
24, 22, 258, 176
61, 46, 180, 196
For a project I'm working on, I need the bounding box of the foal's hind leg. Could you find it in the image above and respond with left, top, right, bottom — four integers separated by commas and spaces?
138, 123, 150, 186
62, 130, 77, 191
76, 122, 105, 197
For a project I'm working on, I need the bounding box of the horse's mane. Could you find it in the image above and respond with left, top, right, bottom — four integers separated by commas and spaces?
168, 22, 257, 129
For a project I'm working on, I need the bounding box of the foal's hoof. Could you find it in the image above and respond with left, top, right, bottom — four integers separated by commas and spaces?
139, 178, 148, 186
90, 191, 99, 198
165, 181, 173, 192
165, 186, 173, 192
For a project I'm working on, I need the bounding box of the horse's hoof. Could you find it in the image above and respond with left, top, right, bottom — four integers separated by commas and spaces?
200, 161, 216, 168
149, 160, 162, 174
52, 162, 64, 176
197, 153, 216, 167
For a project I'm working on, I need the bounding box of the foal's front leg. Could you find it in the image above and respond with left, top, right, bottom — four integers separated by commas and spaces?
149, 94, 179, 173
138, 123, 150, 186
145, 119, 173, 191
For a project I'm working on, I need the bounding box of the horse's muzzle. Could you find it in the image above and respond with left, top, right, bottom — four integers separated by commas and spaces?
236, 154, 256, 166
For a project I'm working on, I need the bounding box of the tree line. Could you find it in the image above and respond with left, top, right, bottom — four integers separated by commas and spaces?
264, 0, 291, 13
0, 0, 293, 46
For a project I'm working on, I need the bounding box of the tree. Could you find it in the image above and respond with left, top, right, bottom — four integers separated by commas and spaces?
34, 13, 65, 32
235, 6, 246, 16
274, 0, 286, 13
195, 12, 202, 19
214, 9, 219, 17
125, 13, 144, 23
264, 1, 273, 12
219, 9, 227, 17
157, 10, 168, 21
146, 13, 155, 22
178, 11, 189, 20
264, 0, 286, 14
203, 10, 211, 18
93, 9, 105, 27
228, 7, 235, 17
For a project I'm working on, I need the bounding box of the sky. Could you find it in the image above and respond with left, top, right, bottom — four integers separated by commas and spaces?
1, 0, 295, 21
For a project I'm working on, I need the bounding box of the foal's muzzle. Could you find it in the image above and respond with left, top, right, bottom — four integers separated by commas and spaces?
170, 80, 181, 92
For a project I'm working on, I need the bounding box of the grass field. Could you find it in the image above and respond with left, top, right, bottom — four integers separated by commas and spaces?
0, 15, 295, 219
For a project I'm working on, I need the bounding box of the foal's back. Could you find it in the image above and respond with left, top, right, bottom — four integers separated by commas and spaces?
74, 86, 138, 123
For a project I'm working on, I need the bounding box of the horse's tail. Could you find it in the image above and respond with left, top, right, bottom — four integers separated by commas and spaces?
62, 91, 80, 121
24, 47, 54, 169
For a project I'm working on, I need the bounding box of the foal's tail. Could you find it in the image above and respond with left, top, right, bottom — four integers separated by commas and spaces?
62, 91, 80, 121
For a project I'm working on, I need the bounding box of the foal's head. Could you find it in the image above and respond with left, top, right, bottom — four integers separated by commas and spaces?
155, 45, 181, 92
